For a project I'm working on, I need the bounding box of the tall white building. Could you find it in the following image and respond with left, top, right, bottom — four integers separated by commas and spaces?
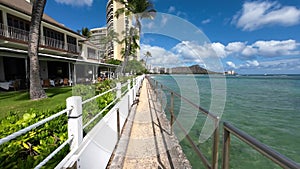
90, 27, 107, 61
106, 0, 139, 61
106, 0, 125, 61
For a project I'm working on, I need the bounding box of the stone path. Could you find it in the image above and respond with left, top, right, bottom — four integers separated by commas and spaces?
109, 78, 191, 169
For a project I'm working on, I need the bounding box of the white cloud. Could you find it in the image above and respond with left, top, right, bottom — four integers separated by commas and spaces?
226, 61, 237, 69
140, 44, 180, 67
246, 60, 260, 67
211, 42, 226, 58
172, 41, 220, 60
252, 40, 299, 56
227, 58, 300, 73
258, 58, 300, 69
233, 1, 300, 31
225, 42, 246, 53
140, 39, 300, 69
230, 40, 299, 58
55, 0, 93, 7
240, 58, 300, 73
201, 19, 211, 24
168, 6, 176, 13
143, 22, 155, 29
241, 46, 258, 57
226, 60, 260, 69
173, 40, 299, 59
173, 40, 299, 60
176, 11, 188, 18
161, 15, 169, 26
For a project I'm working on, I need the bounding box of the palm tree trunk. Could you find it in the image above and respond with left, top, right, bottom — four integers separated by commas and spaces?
28, 0, 47, 100
119, 27, 133, 75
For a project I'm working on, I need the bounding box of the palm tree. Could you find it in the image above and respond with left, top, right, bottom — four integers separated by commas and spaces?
115, 0, 156, 32
114, 0, 156, 75
28, 0, 47, 100
100, 30, 119, 60
80, 27, 92, 38
144, 51, 152, 65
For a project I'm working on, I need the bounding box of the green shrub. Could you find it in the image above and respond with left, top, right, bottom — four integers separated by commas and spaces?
0, 77, 135, 168
0, 106, 68, 168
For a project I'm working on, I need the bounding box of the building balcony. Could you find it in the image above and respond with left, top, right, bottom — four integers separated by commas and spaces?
0, 23, 79, 55
0, 23, 29, 42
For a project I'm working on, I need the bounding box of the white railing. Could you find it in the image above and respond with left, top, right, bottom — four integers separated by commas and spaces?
0, 75, 144, 169
40, 36, 65, 50
56, 75, 144, 169
0, 23, 29, 42
67, 43, 78, 53
0, 23, 78, 53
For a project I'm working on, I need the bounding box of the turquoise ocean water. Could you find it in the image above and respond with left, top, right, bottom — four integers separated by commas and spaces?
151, 74, 300, 168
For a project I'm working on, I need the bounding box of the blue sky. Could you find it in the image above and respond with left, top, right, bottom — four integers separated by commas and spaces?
45, 0, 300, 74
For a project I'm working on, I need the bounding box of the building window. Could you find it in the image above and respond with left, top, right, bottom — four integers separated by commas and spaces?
7, 14, 30, 31
43, 27, 64, 49
0, 10, 3, 24
67, 35, 77, 52
43, 27, 64, 41
88, 48, 97, 59
67, 35, 76, 45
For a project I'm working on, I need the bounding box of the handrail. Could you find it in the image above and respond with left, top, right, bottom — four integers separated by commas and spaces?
122, 82, 129, 88
147, 75, 299, 169
175, 120, 212, 169
0, 108, 72, 146
222, 122, 300, 169
55, 75, 145, 169
148, 77, 219, 120
147, 76, 219, 169
83, 97, 119, 129
82, 87, 116, 105
0, 77, 142, 169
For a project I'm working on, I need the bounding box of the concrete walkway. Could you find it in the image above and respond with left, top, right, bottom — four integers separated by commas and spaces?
109, 78, 191, 169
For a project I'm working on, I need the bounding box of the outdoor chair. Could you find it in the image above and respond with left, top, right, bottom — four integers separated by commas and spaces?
63, 78, 69, 86
43, 79, 50, 87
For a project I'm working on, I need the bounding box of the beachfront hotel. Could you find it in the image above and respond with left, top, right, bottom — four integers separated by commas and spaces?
0, 0, 117, 90
105, 0, 140, 61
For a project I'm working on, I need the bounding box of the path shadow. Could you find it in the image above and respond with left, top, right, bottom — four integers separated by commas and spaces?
146, 81, 175, 169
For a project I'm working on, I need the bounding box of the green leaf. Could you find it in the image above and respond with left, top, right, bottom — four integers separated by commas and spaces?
23, 113, 31, 121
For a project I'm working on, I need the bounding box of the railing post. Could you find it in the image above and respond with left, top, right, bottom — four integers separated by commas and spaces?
66, 96, 83, 150
127, 79, 132, 105
116, 82, 121, 99
222, 126, 230, 169
117, 108, 120, 140
212, 118, 220, 169
132, 84, 135, 102
160, 85, 163, 113
155, 81, 158, 101
127, 79, 131, 91
133, 77, 136, 86
170, 92, 174, 134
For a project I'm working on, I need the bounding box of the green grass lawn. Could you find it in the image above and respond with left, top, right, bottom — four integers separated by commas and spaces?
0, 87, 72, 120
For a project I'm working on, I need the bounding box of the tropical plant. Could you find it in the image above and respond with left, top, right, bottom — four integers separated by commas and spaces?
106, 58, 122, 65
114, 0, 156, 75
115, 0, 156, 31
28, 0, 47, 100
125, 59, 147, 74
99, 30, 119, 60
80, 27, 92, 38
143, 51, 152, 67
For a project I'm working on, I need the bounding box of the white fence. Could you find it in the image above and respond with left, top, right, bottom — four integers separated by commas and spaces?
0, 75, 144, 169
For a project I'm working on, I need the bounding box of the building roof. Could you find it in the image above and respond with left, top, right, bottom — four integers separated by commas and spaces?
0, 0, 81, 37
